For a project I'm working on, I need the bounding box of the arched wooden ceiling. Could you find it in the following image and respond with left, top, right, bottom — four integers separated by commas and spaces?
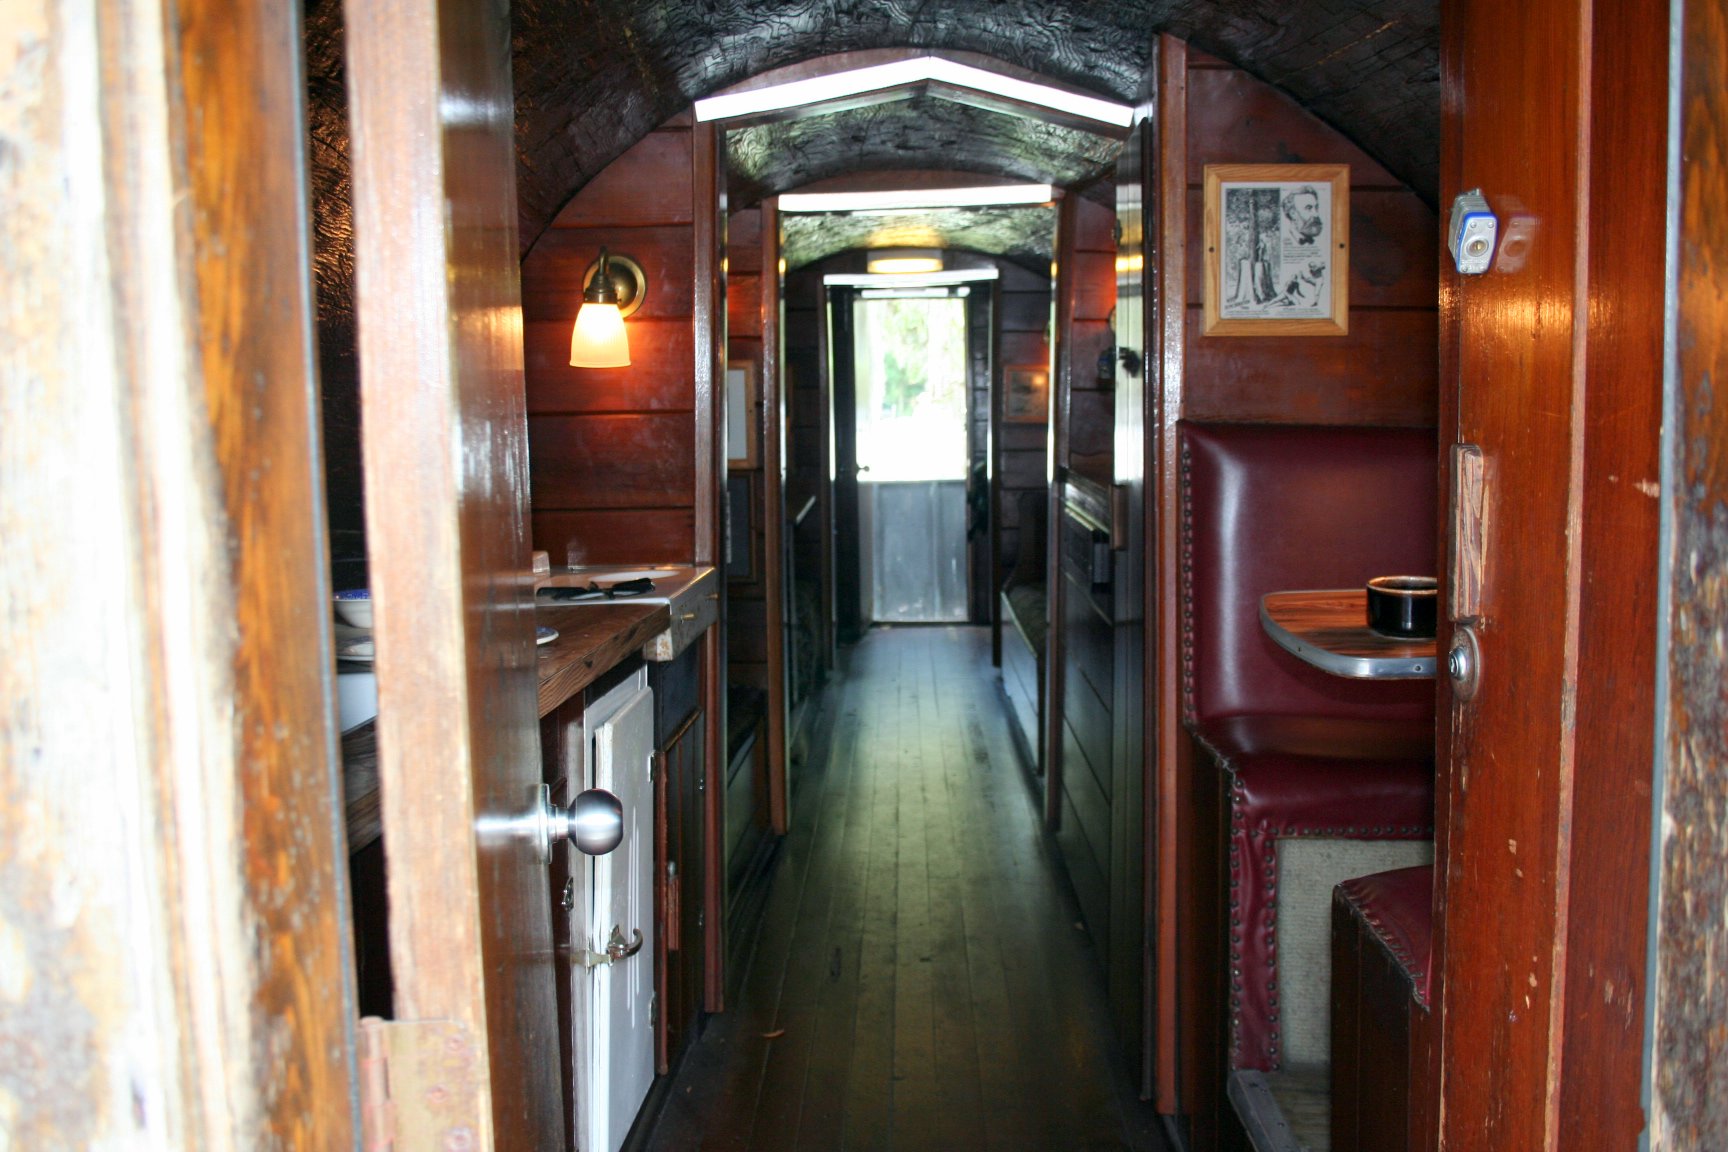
511, 0, 1439, 249
306, 0, 1437, 320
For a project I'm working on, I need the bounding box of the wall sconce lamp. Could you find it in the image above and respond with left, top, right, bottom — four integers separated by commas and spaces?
569, 248, 647, 368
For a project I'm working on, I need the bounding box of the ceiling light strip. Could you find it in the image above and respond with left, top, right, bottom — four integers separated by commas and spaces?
694, 56, 1132, 128
780, 184, 1058, 212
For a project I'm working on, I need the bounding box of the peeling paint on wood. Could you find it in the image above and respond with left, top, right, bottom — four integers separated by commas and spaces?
1652, 1, 1728, 1147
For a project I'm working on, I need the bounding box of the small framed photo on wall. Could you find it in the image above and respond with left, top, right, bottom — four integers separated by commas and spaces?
726, 360, 758, 469
1002, 365, 1051, 424
1202, 164, 1350, 337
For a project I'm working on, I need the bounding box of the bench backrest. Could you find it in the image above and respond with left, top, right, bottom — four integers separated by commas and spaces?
1180, 422, 1438, 725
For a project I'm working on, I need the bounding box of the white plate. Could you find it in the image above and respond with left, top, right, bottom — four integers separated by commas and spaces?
337, 637, 375, 663
537, 626, 559, 645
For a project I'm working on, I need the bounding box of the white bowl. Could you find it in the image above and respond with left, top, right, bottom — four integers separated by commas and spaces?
333, 589, 373, 629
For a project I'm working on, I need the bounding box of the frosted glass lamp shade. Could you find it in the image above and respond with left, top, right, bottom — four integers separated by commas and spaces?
569, 301, 630, 367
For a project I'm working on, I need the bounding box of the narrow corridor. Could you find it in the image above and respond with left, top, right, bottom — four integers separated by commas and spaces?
647, 626, 1168, 1151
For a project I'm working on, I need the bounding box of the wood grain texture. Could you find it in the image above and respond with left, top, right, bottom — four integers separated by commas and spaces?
1261, 590, 1438, 672
548, 127, 696, 228
1553, 1, 1666, 1143
1653, 0, 1728, 1145
1153, 34, 1190, 1116
761, 198, 791, 835
346, 0, 562, 1144
1110, 112, 1151, 1088
521, 226, 698, 322
523, 320, 696, 412
522, 123, 701, 566
531, 509, 697, 566
1181, 309, 1438, 427
3, 4, 356, 1145
529, 413, 697, 509
178, 0, 360, 1142
1434, 0, 1665, 1147
533, 603, 672, 717
642, 627, 1170, 1152
1184, 68, 1399, 187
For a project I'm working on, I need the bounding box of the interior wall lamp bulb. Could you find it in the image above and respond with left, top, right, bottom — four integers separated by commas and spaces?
569, 247, 633, 368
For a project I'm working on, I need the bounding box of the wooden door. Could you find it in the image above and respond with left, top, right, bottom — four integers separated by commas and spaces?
1434, 0, 1665, 1146
345, 0, 564, 1147
3, 0, 359, 1144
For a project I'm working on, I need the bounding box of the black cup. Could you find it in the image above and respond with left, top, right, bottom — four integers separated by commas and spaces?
1365, 575, 1438, 638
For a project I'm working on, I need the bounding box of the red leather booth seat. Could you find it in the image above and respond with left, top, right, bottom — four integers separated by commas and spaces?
1331, 864, 1435, 1152
1179, 422, 1437, 1071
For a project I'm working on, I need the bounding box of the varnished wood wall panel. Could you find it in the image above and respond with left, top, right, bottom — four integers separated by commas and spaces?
1141, 38, 1441, 1138
525, 123, 700, 562
530, 415, 696, 508
996, 258, 1055, 592
725, 207, 771, 698
1180, 55, 1438, 428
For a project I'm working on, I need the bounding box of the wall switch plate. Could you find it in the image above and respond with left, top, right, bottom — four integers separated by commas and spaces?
1448, 189, 1498, 274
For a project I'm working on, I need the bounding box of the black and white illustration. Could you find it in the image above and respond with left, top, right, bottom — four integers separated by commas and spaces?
1219, 180, 1333, 320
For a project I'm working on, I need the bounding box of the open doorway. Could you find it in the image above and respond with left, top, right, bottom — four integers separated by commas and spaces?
853, 288, 971, 622
827, 271, 998, 636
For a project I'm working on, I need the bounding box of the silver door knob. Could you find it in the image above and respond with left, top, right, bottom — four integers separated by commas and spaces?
485, 783, 625, 861
560, 788, 624, 856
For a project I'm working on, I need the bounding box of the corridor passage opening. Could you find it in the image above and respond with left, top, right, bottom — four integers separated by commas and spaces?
853, 289, 970, 623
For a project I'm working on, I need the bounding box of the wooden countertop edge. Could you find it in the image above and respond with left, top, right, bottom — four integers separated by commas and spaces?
534, 602, 672, 717
340, 602, 673, 853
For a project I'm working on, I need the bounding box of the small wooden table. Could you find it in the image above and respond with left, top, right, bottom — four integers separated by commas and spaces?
1260, 589, 1438, 680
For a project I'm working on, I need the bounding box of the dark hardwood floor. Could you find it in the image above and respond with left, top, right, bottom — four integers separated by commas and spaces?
646, 625, 1169, 1152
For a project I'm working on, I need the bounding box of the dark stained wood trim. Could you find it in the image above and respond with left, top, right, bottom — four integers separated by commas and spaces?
694, 122, 723, 566
1042, 195, 1079, 830
1153, 32, 1189, 1118
762, 197, 790, 835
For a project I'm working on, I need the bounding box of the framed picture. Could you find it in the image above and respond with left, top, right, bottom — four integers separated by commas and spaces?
1002, 365, 1051, 424
1202, 164, 1349, 337
726, 360, 758, 469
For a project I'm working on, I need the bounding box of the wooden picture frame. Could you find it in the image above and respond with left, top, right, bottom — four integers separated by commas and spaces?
1202, 164, 1350, 337
1002, 365, 1051, 424
726, 360, 759, 468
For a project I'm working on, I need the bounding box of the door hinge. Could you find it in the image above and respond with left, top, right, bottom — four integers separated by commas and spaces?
358, 1016, 483, 1152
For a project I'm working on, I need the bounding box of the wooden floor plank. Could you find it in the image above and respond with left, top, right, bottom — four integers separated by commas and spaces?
646, 626, 1169, 1152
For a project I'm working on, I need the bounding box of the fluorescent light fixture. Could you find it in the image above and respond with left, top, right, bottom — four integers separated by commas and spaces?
867, 248, 945, 275
694, 56, 1134, 128
824, 269, 999, 288
858, 286, 971, 299
781, 184, 1056, 212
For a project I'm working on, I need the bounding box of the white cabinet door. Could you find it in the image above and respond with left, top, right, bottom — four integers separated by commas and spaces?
581, 673, 656, 1152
